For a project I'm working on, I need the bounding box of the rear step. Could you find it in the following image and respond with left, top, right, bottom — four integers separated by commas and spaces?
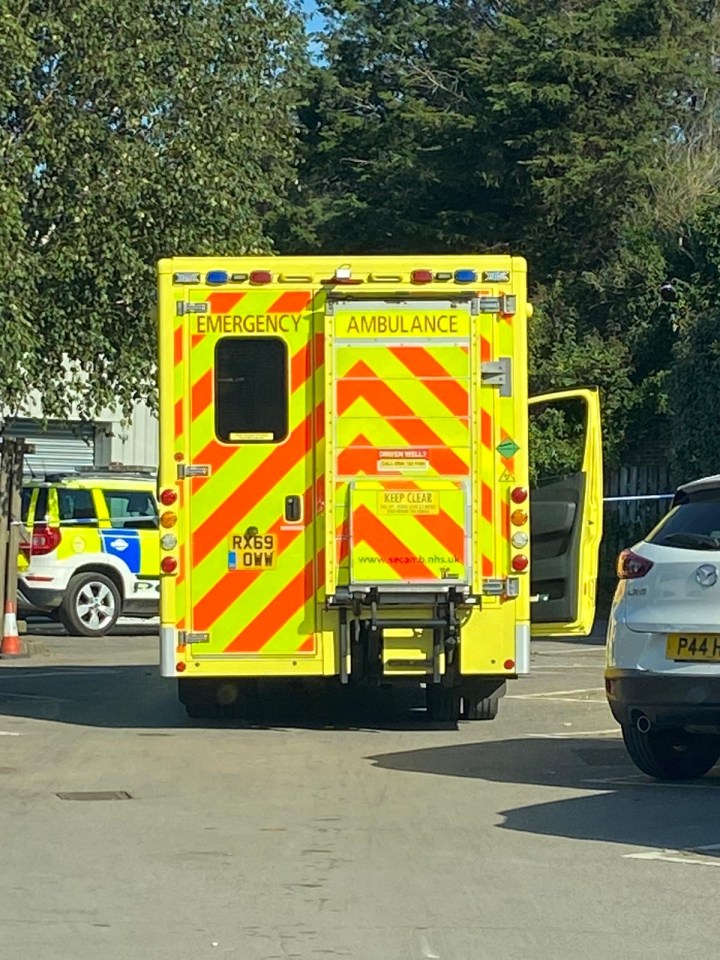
335, 588, 462, 684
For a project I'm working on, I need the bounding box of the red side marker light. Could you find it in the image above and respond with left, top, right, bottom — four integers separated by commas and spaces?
411, 269, 433, 284
176, 661, 186, 673
161, 557, 178, 574
504, 659, 516, 670
160, 489, 177, 506
512, 554, 529, 572
511, 486, 528, 504
250, 270, 272, 284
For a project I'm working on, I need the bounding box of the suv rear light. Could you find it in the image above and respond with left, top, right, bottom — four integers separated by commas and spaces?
617, 548, 654, 580
31, 524, 61, 556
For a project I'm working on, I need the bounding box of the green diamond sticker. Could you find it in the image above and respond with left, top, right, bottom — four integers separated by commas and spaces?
497, 439, 520, 459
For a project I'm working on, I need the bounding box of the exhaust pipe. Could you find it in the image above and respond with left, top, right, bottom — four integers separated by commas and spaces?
636, 714, 652, 734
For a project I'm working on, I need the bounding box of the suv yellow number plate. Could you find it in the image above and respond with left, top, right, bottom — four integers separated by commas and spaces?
667, 634, 720, 662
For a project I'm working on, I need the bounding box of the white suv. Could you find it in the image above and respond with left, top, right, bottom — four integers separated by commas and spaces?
606, 475, 720, 780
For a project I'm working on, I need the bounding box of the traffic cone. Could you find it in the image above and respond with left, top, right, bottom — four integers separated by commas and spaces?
0, 600, 26, 658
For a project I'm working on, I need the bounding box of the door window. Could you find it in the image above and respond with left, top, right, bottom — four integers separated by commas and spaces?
103, 489, 158, 530
215, 338, 288, 443
58, 488, 98, 527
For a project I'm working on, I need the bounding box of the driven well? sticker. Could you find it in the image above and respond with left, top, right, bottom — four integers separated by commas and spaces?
378, 490, 439, 516
228, 533, 277, 570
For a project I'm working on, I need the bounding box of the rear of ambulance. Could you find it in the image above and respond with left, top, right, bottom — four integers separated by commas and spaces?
321, 257, 531, 716
158, 256, 530, 720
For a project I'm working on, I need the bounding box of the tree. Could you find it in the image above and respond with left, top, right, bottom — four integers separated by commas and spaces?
0, 0, 306, 421
280, 0, 720, 472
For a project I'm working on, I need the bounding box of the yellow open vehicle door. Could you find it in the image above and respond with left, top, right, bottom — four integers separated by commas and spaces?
529, 388, 603, 637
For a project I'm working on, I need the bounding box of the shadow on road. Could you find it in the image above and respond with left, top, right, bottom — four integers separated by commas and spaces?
0, 663, 457, 731
369, 736, 720, 852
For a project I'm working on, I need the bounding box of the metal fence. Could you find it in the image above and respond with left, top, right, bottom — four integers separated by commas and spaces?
598, 465, 675, 610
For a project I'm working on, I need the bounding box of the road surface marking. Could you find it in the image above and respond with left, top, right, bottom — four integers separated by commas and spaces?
524, 729, 621, 739
583, 775, 720, 789
624, 844, 720, 866
0, 669, 117, 680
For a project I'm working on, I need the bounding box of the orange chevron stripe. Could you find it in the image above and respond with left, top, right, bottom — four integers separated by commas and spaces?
191, 368, 213, 420
481, 410, 492, 450
392, 479, 465, 560
352, 505, 435, 579
480, 336, 491, 363
192, 494, 310, 631
225, 549, 323, 653
268, 291, 312, 314
501, 501, 510, 541
337, 362, 468, 474
192, 410, 315, 567
174, 399, 183, 441
205, 292, 245, 313
388, 347, 469, 417
482, 482, 493, 524
482, 555, 493, 577
174, 325, 183, 366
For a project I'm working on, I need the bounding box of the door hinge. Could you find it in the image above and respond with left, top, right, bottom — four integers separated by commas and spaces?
177, 463, 211, 479
176, 301, 209, 316
481, 357, 512, 397
477, 294, 517, 316
179, 631, 210, 645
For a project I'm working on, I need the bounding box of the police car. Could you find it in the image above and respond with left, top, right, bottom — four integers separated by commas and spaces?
19, 469, 159, 637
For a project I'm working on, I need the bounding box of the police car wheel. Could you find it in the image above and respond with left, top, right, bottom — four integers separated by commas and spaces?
60, 573, 121, 637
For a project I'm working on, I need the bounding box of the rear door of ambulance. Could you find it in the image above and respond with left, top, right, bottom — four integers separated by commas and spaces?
167, 272, 321, 674
529, 389, 603, 637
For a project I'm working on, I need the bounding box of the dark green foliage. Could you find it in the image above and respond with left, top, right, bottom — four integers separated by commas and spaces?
280, 0, 720, 478
0, 0, 305, 419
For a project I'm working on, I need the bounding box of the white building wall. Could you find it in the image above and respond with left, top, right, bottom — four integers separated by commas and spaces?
96, 403, 159, 469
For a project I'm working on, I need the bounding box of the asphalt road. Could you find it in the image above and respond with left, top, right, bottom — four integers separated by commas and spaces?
1, 628, 718, 960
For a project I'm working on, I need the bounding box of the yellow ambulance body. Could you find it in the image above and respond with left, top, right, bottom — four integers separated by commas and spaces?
158, 256, 602, 719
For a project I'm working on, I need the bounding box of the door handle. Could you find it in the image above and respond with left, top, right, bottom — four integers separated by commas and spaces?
285, 495, 302, 523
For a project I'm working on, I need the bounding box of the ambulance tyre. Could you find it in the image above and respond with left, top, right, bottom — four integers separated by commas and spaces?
462, 695, 499, 721
59, 572, 121, 637
426, 685, 461, 722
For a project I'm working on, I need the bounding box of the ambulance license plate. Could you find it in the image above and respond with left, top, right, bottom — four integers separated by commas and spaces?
666, 634, 720, 662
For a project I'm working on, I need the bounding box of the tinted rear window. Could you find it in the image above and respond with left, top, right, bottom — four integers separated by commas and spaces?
647, 491, 720, 550
214, 338, 288, 444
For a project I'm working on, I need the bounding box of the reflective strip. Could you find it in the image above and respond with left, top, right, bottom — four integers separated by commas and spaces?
515, 623, 531, 675
160, 625, 176, 677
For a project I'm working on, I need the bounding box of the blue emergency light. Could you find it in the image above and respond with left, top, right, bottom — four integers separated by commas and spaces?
206, 270, 228, 285
454, 269, 477, 284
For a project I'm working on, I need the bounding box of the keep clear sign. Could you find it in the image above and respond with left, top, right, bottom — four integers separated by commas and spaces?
378, 490, 439, 516
228, 532, 277, 570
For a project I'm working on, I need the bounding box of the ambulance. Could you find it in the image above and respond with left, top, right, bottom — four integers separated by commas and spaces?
157, 256, 603, 719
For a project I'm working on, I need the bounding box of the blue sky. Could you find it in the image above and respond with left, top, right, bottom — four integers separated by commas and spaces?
301, 0, 323, 32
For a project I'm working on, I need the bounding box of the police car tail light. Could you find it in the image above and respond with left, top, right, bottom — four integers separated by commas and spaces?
617, 549, 653, 580
31, 523, 61, 556
159, 488, 177, 506
161, 557, 178, 575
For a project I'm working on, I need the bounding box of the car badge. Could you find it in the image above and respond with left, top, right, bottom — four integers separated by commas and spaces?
695, 564, 718, 587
